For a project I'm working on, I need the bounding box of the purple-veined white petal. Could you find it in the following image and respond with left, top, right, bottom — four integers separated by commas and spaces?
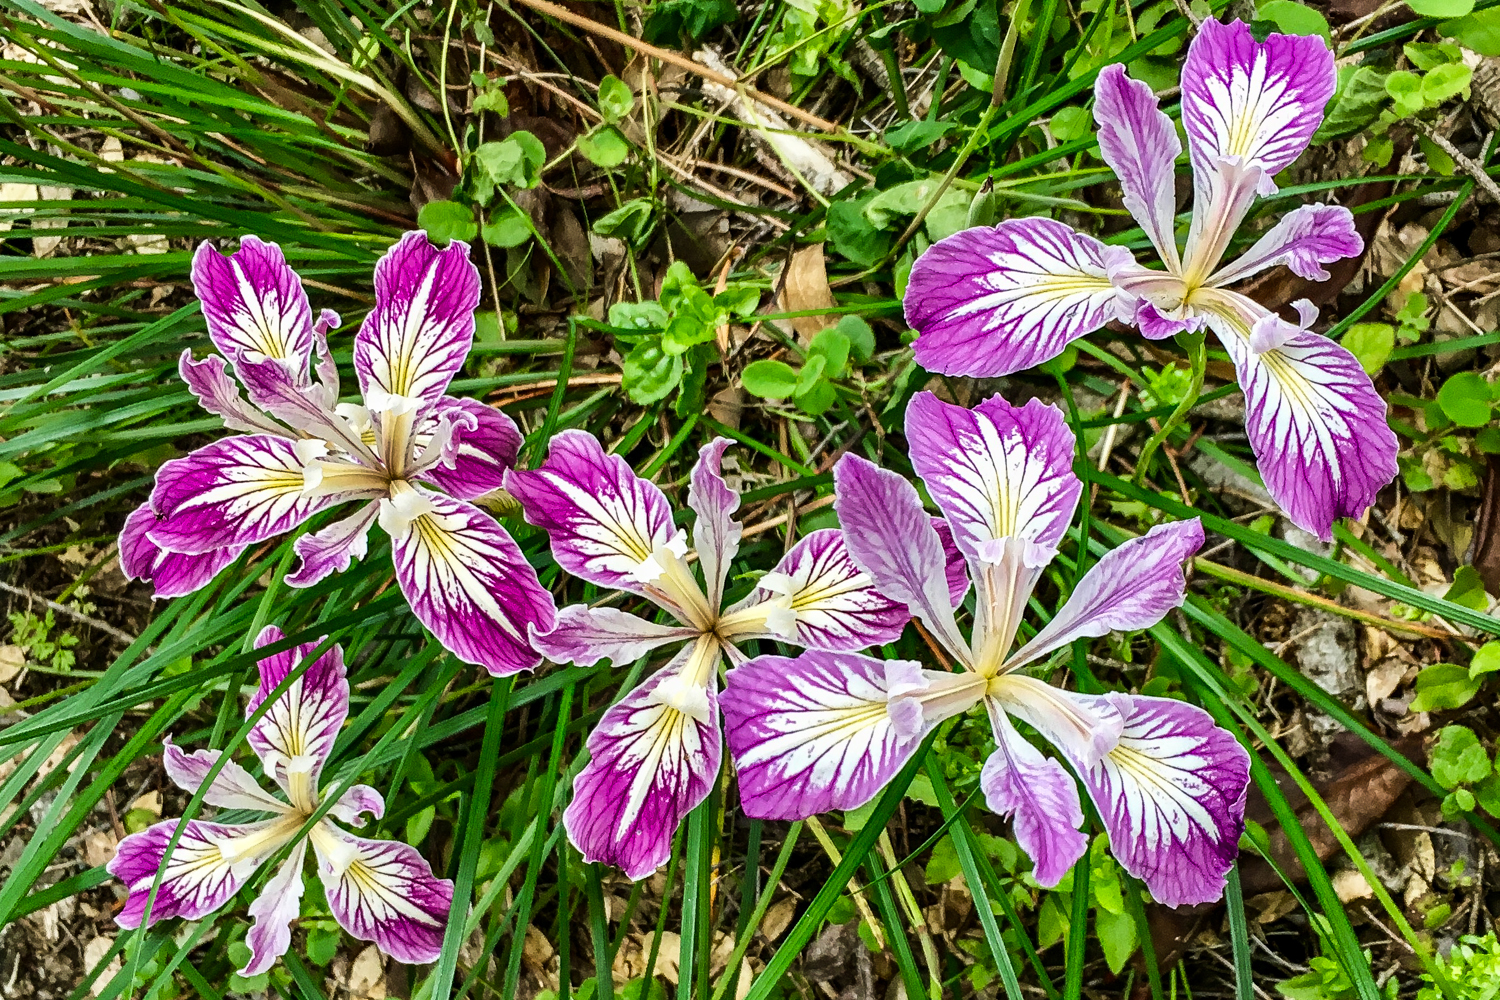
931, 517, 971, 607
688, 437, 742, 607
506, 429, 682, 597
147, 435, 344, 555
413, 397, 522, 500
119, 503, 245, 599
723, 651, 930, 819
1210, 203, 1362, 287
906, 391, 1081, 559
721, 529, 908, 651
162, 737, 290, 814
233, 356, 370, 458
178, 350, 289, 437
833, 454, 970, 665
1204, 291, 1397, 540
563, 639, 722, 880
1005, 518, 1204, 670
285, 504, 379, 589
384, 489, 556, 676
980, 703, 1088, 887
327, 785, 386, 828
248, 626, 349, 808
987, 674, 1124, 769
241, 839, 308, 976
191, 237, 313, 378
311, 823, 454, 964
906, 219, 1135, 378
1094, 63, 1183, 270
108, 817, 298, 928
354, 231, 481, 409
1077, 693, 1250, 907
313, 309, 342, 399
532, 604, 699, 667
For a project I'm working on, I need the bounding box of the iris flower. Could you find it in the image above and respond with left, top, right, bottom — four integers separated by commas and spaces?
720, 392, 1251, 906
904, 19, 1398, 540
119, 232, 556, 675
505, 432, 910, 878
107, 628, 453, 973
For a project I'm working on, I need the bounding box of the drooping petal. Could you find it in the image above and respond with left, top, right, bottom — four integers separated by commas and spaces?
832, 454, 970, 665
311, 824, 454, 964
688, 437, 742, 608
285, 504, 378, 589
722, 651, 929, 819
1005, 519, 1204, 670
119, 503, 245, 599
1210, 203, 1363, 286
931, 517, 971, 607
354, 231, 481, 409
241, 839, 308, 976
906, 391, 1082, 558
178, 350, 289, 437
720, 529, 909, 651
905, 219, 1135, 378
506, 430, 682, 596
1204, 292, 1398, 540
533, 604, 698, 667
327, 785, 386, 828
146, 435, 344, 555
384, 490, 557, 676
161, 737, 290, 815
108, 818, 297, 928
980, 704, 1087, 887
1078, 693, 1251, 907
248, 625, 349, 807
413, 397, 522, 500
563, 641, 722, 880
191, 236, 313, 378
1094, 63, 1183, 270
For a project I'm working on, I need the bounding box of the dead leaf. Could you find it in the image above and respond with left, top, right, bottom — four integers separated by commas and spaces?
348, 945, 386, 1000
83, 935, 122, 996
83, 829, 117, 868
1472, 455, 1500, 596
523, 924, 554, 968
0, 646, 23, 684
1366, 658, 1409, 704
652, 931, 682, 984
761, 897, 797, 943
780, 244, 835, 341
128, 790, 161, 818
1333, 868, 1374, 903
1247, 890, 1298, 924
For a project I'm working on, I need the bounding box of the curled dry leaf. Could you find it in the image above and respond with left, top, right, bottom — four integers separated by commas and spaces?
780, 244, 837, 342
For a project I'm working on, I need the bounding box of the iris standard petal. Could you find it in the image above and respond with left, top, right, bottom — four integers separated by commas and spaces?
247, 626, 349, 807
190, 236, 313, 380
1209, 202, 1363, 286
413, 397, 523, 500
161, 738, 290, 815
687, 437, 743, 608
1094, 63, 1183, 271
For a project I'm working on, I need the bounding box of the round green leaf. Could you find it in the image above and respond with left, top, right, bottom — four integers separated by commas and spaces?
741, 358, 799, 398
598, 74, 635, 121
1408, 0, 1474, 19
417, 200, 477, 245
837, 314, 876, 362
808, 327, 851, 379
578, 126, 630, 168
482, 204, 532, 248
623, 341, 683, 404
1438, 371, 1493, 427
1339, 322, 1394, 375
1256, 0, 1332, 39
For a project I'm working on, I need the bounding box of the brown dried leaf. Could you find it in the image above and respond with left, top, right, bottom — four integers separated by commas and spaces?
780, 244, 836, 342
761, 897, 797, 943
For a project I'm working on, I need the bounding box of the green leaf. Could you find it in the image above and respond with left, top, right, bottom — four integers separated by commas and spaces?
1255, 0, 1331, 41
1405, 41, 1463, 69
837, 314, 876, 362
885, 119, 954, 153
592, 198, 654, 243
1470, 642, 1500, 678
826, 199, 892, 268
795, 377, 837, 416
406, 804, 435, 845
305, 925, 341, 967
925, 836, 963, 885
1445, 565, 1491, 612
1438, 371, 1494, 427
808, 328, 851, 379
1474, 773, 1500, 815
417, 200, 477, 245
1441, 6, 1500, 54
741, 359, 799, 398
1411, 662, 1484, 713
640, 0, 738, 44
659, 260, 698, 309
1315, 65, 1391, 141
1095, 905, 1138, 976
598, 75, 635, 121
622, 340, 683, 404
713, 285, 760, 318
1418, 134, 1456, 175
1385, 70, 1425, 116
795, 353, 828, 396
1423, 61, 1473, 104
1340, 322, 1394, 374
472, 132, 546, 202
662, 310, 716, 355
482, 204, 532, 248
1408, 0, 1474, 18
1050, 105, 1093, 142
473, 82, 510, 115
1430, 725, 1491, 788
609, 300, 669, 330
577, 127, 630, 168
676, 343, 713, 419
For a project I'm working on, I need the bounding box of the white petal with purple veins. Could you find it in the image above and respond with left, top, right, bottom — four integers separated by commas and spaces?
311, 823, 454, 964
119, 503, 245, 599
161, 738, 289, 814
533, 604, 698, 667
191, 237, 313, 378
980, 704, 1088, 887
688, 437, 742, 607
1094, 64, 1183, 270
285, 504, 378, 589
241, 840, 308, 976
247, 626, 349, 809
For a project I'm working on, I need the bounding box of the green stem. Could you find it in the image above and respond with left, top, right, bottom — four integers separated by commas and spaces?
1132, 330, 1205, 489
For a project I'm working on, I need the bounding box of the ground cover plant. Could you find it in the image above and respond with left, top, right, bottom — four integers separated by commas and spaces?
3, 0, 1500, 996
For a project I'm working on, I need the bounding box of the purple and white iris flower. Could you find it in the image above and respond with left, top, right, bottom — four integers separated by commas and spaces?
904, 19, 1398, 541
107, 628, 454, 973
119, 232, 556, 675
505, 432, 909, 879
720, 392, 1252, 906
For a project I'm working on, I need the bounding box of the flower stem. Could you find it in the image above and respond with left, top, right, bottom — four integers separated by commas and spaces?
1133, 330, 1206, 490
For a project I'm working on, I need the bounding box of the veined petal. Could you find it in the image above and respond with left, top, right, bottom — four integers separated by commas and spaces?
147, 435, 343, 555
1005, 519, 1204, 671
987, 674, 1124, 769
1209, 202, 1363, 286
248, 625, 349, 808
1095, 64, 1183, 270
1203, 292, 1397, 540
354, 231, 481, 409
980, 704, 1087, 887
191, 237, 313, 378
234, 356, 367, 457
688, 437, 742, 607
722, 651, 928, 819
162, 737, 289, 815
533, 604, 698, 667
506, 430, 682, 596
906, 219, 1134, 378
413, 397, 522, 500
241, 839, 308, 976
833, 455, 970, 666
178, 350, 289, 437
386, 490, 557, 676
285, 504, 378, 589
327, 785, 386, 828
107, 817, 297, 928
721, 529, 908, 651
311, 823, 454, 964
563, 643, 722, 880
1079, 693, 1250, 907
906, 391, 1081, 558
119, 503, 244, 599
931, 518, 971, 607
